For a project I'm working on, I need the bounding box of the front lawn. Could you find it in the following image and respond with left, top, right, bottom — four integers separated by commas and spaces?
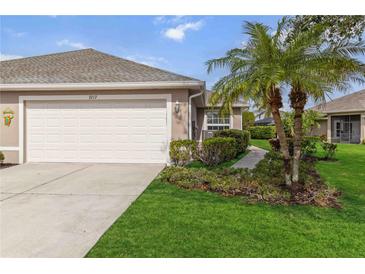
86, 142, 365, 258
250, 139, 272, 151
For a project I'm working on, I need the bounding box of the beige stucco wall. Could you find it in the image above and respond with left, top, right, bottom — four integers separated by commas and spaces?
233, 107, 243, 130
0, 88, 190, 163
310, 119, 328, 137
196, 108, 205, 140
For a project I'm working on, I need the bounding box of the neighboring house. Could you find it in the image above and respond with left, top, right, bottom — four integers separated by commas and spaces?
311, 89, 365, 144
0, 49, 247, 164
254, 117, 275, 126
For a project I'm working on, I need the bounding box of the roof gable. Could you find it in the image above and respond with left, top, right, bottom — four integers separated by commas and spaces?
311, 89, 365, 113
0, 49, 200, 84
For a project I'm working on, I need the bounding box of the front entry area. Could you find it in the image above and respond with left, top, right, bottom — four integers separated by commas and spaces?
25, 99, 168, 163
331, 115, 361, 144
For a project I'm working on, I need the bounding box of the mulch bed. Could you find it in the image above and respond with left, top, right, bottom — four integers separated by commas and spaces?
0, 164, 17, 170
161, 153, 342, 209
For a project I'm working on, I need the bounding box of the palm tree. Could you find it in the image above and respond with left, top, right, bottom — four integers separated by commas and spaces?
206, 20, 293, 186
283, 26, 365, 184
206, 19, 365, 186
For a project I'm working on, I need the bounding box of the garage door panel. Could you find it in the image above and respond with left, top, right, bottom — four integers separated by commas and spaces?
79, 118, 95, 127
26, 99, 168, 163
46, 135, 63, 143
63, 135, 79, 145
28, 119, 45, 127
28, 135, 45, 144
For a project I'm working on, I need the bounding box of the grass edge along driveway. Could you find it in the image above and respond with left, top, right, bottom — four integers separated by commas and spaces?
87, 141, 365, 258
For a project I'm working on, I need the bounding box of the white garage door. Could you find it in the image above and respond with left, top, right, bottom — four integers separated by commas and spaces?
26, 99, 168, 163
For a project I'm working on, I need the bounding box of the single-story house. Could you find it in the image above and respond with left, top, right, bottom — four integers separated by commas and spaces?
311, 89, 365, 144
254, 117, 275, 126
0, 49, 247, 164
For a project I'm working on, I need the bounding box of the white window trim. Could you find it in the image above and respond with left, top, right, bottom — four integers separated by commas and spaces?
18, 94, 172, 164
203, 109, 233, 131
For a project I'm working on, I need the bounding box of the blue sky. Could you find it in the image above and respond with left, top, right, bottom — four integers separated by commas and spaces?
1, 15, 364, 109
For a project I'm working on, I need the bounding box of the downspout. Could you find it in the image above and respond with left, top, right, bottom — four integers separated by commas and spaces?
188, 88, 205, 140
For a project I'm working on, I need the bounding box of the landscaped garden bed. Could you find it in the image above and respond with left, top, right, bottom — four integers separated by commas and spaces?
161, 151, 341, 208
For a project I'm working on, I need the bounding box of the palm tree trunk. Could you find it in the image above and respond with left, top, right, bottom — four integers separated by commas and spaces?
290, 87, 307, 184
269, 87, 292, 186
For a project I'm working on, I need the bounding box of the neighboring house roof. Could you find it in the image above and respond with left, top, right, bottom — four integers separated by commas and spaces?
0, 48, 202, 85
311, 89, 365, 114
203, 91, 248, 108
254, 117, 275, 126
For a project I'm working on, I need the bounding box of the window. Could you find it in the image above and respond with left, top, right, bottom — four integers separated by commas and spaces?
206, 111, 230, 131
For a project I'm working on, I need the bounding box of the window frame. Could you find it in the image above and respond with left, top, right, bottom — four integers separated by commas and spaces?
204, 110, 232, 131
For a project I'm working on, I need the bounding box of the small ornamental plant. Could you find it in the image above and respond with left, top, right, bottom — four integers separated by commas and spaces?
169, 140, 197, 166
321, 142, 337, 160
0, 151, 4, 165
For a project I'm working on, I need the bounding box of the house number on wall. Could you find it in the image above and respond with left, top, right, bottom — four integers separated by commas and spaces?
89, 95, 98, 100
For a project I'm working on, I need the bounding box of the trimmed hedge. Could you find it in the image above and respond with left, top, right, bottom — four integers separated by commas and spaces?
250, 126, 276, 139
249, 126, 276, 139
213, 129, 250, 153
169, 139, 197, 166
199, 137, 237, 166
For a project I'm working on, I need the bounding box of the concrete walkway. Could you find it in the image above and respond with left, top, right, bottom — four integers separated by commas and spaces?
0, 163, 164, 258
233, 146, 267, 169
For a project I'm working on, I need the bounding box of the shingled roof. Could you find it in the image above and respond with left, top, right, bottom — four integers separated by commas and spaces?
0, 48, 200, 84
311, 89, 365, 113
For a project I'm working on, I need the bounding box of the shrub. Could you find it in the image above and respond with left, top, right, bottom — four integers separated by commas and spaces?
320, 134, 327, 142
242, 111, 255, 129
301, 136, 319, 156
199, 137, 237, 166
249, 126, 276, 139
169, 139, 197, 166
268, 138, 294, 156
0, 151, 4, 164
321, 142, 337, 160
269, 138, 280, 152
362, 139, 365, 145
213, 129, 250, 153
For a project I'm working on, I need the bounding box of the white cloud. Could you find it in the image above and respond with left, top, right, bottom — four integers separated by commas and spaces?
56, 39, 87, 50
153, 16, 166, 25
163, 20, 203, 42
0, 53, 23, 61
126, 54, 168, 67
170, 16, 185, 24
3, 28, 26, 38
153, 16, 185, 25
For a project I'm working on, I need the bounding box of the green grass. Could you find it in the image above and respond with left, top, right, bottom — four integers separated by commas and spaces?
250, 139, 272, 151
86, 142, 365, 258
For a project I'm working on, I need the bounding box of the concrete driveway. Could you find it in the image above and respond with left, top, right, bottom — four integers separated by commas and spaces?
0, 163, 164, 258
